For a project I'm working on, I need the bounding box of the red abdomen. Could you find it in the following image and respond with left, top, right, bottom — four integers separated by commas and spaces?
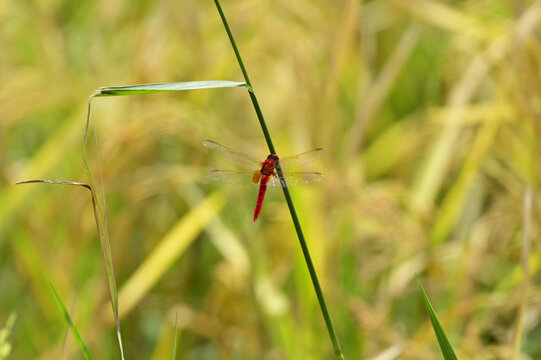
253, 175, 270, 222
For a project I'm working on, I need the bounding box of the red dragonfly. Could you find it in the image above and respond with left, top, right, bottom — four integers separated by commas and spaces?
202, 140, 324, 222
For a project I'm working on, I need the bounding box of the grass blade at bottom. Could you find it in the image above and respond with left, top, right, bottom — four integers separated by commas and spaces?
417, 278, 458, 360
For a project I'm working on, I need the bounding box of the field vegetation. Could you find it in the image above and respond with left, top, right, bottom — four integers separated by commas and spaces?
1, 0, 540, 359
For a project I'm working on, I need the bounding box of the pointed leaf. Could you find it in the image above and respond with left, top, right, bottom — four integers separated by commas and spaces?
417, 278, 458, 360
95, 81, 249, 96
171, 311, 179, 360
16, 180, 125, 359
49, 283, 93, 360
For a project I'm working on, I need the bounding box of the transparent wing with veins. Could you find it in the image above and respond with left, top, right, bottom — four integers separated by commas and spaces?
278, 148, 324, 169
267, 172, 323, 187
206, 170, 259, 185
202, 140, 260, 166
206, 170, 323, 188
203, 140, 324, 187
202, 140, 323, 168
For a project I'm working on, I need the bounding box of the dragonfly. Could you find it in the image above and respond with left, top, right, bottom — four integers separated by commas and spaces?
202, 140, 324, 222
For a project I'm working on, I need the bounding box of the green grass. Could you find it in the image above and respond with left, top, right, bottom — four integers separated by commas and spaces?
417, 278, 457, 360
1, 0, 540, 358
49, 282, 93, 360
0, 313, 16, 360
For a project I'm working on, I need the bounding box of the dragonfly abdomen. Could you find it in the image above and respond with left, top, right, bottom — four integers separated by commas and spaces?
253, 175, 271, 222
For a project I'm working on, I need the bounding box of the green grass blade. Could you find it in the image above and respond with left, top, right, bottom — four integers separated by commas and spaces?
212, 0, 276, 154
171, 311, 178, 360
512, 185, 532, 359
15, 179, 125, 359
49, 283, 92, 360
95, 80, 248, 96
82, 96, 126, 359
0, 313, 16, 360
417, 278, 458, 360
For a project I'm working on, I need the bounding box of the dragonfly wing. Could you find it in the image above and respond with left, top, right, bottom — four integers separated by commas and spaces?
206, 170, 259, 185
267, 172, 324, 188
278, 148, 324, 169
202, 140, 260, 166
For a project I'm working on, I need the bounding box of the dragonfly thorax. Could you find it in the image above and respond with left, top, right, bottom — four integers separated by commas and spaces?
260, 154, 279, 176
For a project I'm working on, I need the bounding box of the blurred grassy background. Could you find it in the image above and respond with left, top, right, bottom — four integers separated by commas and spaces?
1, 0, 540, 359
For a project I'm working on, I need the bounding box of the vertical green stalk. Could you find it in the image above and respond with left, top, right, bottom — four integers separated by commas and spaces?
512, 185, 532, 359
212, 0, 276, 154
82, 97, 125, 360
212, 1, 345, 358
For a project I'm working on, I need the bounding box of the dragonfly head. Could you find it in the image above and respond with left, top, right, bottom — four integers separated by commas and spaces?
267, 154, 279, 162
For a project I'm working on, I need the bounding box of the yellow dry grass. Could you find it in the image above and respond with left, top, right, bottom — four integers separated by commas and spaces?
1, 0, 540, 359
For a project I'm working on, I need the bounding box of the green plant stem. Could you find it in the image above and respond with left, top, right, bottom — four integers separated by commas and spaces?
212, 0, 344, 358
247, 91, 276, 154
280, 184, 344, 360
213, 0, 276, 155
83, 97, 125, 360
